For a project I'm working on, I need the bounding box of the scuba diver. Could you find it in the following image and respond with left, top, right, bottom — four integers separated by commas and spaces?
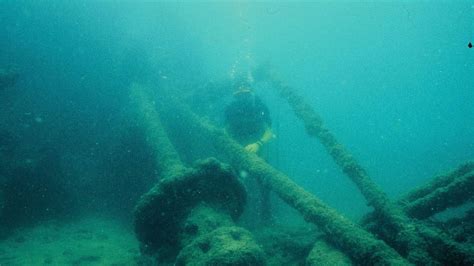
225, 85, 274, 154
224, 83, 274, 225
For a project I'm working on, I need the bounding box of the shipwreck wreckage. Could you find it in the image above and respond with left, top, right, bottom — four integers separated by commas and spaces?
131, 67, 474, 265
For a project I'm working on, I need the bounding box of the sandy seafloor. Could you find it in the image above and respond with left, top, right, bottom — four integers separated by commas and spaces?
0, 216, 139, 265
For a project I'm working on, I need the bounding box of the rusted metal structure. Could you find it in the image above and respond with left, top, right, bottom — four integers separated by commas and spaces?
131, 71, 474, 264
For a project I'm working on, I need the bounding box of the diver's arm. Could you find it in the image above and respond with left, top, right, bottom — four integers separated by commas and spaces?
245, 124, 274, 153
258, 124, 274, 145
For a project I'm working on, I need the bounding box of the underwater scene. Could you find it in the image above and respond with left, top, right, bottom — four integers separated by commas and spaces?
1, 1, 473, 265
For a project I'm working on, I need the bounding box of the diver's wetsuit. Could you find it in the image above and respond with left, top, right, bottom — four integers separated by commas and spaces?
224, 94, 273, 225
224, 96, 271, 146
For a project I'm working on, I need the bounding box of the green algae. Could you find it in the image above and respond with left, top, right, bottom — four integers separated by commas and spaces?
254, 226, 318, 265
306, 239, 353, 266
176, 205, 265, 266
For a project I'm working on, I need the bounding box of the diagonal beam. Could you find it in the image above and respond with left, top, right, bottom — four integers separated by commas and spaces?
400, 162, 474, 219
129, 83, 187, 178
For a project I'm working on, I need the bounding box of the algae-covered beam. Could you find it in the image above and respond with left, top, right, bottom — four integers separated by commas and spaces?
254, 68, 431, 262
129, 83, 187, 178
361, 166, 474, 264
414, 221, 474, 265
399, 161, 474, 218
403, 170, 474, 219
358, 162, 474, 220
165, 102, 409, 265
402, 161, 474, 203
